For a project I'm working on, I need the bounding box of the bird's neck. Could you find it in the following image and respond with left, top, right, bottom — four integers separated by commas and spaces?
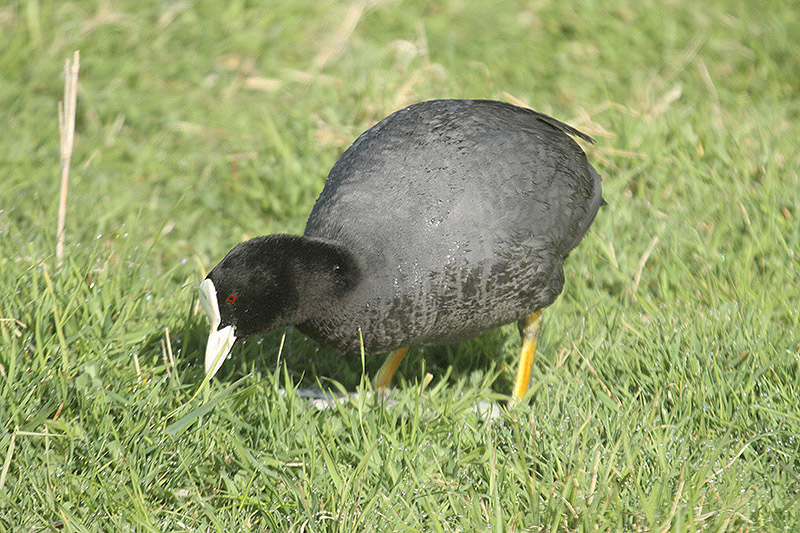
289, 237, 361, 321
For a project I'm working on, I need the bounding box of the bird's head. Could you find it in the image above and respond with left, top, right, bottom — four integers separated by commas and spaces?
199, 234, 359, 378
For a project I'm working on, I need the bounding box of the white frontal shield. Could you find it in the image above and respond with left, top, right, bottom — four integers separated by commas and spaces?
199, 278, 236, 378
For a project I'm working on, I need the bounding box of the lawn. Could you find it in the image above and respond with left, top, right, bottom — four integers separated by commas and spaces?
1, 0, 799, 530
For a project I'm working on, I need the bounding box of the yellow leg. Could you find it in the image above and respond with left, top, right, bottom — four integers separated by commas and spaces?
512, 310, 542, 399
374, 347, 410, 390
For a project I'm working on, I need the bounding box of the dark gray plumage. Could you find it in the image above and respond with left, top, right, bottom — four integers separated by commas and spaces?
299, 99, 602, 351
201, 99, 603, 392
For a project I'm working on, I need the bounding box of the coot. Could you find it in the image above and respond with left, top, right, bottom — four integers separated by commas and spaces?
199, 99, 603, 398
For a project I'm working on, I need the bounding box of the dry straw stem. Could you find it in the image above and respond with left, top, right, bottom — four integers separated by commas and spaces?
630, 235, 659, 301
56, 50, 80, 270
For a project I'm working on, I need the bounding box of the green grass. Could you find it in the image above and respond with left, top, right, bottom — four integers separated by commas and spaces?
1, 0, 799, 530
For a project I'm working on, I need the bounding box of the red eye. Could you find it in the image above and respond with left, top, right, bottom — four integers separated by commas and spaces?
226, 294, 237, 303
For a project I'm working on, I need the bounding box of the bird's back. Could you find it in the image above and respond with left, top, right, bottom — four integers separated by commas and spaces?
302, 99, 602, 352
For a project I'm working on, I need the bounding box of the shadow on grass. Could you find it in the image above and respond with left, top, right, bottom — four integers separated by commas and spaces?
161, 313, 521, 393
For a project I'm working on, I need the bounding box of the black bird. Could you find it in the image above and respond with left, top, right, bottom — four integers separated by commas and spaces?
199, 99, 603, 398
